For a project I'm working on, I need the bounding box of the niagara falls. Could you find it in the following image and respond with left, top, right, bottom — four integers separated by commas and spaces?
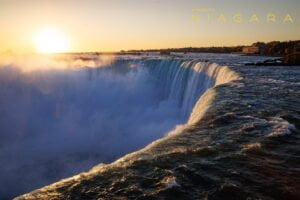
1, 0, 299, 199
0, 53, 298, 200
0, 54, 239, 198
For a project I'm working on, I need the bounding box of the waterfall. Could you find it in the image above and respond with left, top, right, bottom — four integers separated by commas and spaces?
0, 55, 241, 199
69, 57, 240, 124
140, 59, 239, 120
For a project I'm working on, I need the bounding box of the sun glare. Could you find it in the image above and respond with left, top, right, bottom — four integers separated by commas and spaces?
34, 28, 70, 53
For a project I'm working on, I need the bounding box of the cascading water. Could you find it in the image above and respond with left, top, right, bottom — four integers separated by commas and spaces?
0, 56, 236, 199
146, 60, 221, 118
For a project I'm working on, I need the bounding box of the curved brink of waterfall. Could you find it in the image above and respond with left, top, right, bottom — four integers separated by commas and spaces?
110, 59, 241, 166
14, 58, 242, 200
145, 59, 240, 120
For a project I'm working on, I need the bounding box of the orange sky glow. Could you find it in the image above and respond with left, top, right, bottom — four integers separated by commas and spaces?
0, 0, 299, 53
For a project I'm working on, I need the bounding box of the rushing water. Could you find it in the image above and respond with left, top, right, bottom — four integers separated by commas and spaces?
15, 57, 300, 200
0, 55, 237, 199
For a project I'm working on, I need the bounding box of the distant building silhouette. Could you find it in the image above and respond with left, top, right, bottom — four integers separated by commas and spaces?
242, 43, 266, 54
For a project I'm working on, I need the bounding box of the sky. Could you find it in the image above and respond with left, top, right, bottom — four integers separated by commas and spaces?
0, 0, 299, 52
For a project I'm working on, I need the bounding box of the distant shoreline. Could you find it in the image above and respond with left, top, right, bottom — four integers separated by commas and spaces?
57, 40, 299, 58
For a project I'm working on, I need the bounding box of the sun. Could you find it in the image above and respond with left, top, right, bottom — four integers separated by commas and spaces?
33, 28, 70, 53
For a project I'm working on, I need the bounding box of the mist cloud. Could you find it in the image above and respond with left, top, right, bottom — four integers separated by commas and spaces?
0, 56, 183, 199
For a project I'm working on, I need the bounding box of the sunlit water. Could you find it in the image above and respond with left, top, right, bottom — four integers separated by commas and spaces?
0, 53, 283, 199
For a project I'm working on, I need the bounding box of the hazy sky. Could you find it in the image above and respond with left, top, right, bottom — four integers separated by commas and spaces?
0, 0, 299, 52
